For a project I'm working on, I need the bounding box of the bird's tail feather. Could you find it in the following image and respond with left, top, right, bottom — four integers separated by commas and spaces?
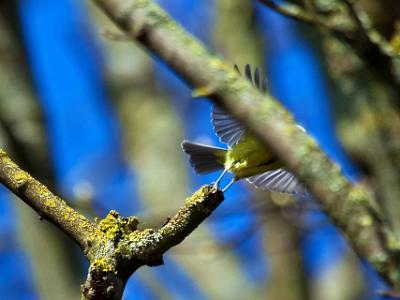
181, 140, 226, 174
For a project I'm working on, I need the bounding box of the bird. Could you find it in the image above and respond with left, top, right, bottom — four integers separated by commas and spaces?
181, 64, 307, 195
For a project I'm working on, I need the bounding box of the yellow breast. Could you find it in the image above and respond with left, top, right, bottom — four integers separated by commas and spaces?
224, 135, 283, 178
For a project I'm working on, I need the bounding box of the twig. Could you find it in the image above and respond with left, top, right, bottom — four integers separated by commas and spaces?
258, 0, 399, 88
342, 0, 363, 31
258, 0, 331, 30
93, 0, 400, 287
81, 186, 224, 300
342, 0, 398, 57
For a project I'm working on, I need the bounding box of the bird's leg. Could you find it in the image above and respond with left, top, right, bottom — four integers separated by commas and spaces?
213, 169, 228, 190
222, 178, 236, 192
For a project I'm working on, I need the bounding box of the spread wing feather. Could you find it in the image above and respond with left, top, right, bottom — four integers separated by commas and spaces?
211, 64, 268, 147
211, 105, 246, 147
247, 169, 307, 195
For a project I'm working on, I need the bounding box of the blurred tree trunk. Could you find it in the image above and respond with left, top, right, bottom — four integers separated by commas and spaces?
0, 5, 81, 300
320, 0, 400, 236
262, 197, 309, 300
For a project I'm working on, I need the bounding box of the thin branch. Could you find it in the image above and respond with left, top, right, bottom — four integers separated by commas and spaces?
341, 0, 398, 57
257, 0, 355, 43
340, 0, 374, 47
81, 186, 224, 300
93, 0, 400, 287
342, 0, 363, 31
258, 0, 399, 89
0, 149, 101, 249
258, 0, 331, 30
258, 0, 400, 89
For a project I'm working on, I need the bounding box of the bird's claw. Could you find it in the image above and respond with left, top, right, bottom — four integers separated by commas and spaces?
211, 181, 220, 191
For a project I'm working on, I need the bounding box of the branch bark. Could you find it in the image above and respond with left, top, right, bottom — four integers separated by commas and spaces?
93, 0, 400, 287
0, 149, 100, 248
79, 187, 224, 300
258, 0, 400, 91
0, 149, 224, 299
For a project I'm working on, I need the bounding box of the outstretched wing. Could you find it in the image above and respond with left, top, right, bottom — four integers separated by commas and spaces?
235, 64, 268, 94
211, 64, 268, 147
211, 106, 246, 147
247, 169, 307, 195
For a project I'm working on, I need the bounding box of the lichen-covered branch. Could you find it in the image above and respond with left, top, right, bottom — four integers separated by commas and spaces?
93, 0, 400, 286
82, 186, 223, 300
0, 149, 225, 299
0, 149, 101, 249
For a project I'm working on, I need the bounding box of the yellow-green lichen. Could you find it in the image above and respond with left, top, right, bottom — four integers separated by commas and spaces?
348, 185, 368, 204
12, 169, 29, 186
327, 176, 347, 193
159, 222, 176, 238
98, 210, 123, 241
207, 57, 230, 73
96, 211, 140, 248
385, 230, 400, 252
91, 257, 114, 273
44, 198, 57, 209
127, 228, 154, 242
191, 85, 216, 98
186, 185, 213, 204
359, 215, 373, 227
31, 182, 60, 210
33, 183, 50, 196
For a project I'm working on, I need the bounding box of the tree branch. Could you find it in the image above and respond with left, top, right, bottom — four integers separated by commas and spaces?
258, 0, 400, 90
0, 149, 101, 249
93, 0, 400, 287
0, 149, 225, 299
258, 0, 332, 31
340, 0, 398, 58
81, 186, 224, 300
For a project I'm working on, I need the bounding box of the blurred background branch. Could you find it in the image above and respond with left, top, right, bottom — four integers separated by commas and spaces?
258, 0, 400, 89
0, 4, 85, 299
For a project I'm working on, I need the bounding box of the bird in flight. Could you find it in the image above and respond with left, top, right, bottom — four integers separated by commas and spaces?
181, 64, 307, 195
